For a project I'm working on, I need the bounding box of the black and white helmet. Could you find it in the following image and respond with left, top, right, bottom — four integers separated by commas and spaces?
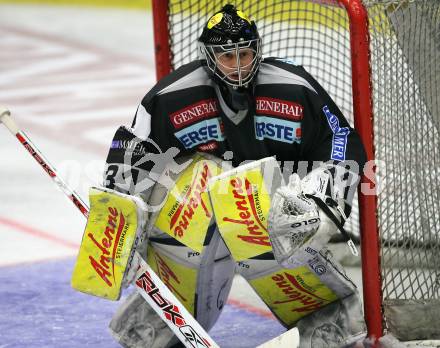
198, 4, 262, 88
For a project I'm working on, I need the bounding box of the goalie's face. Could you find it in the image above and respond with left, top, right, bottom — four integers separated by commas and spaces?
215, 46, 255, 82
201, 39, 261, 88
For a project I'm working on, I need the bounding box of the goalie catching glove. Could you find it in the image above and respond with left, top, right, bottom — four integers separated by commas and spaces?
268, 166, 358, 268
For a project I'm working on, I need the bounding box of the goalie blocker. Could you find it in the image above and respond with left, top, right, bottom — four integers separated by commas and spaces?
71, 187, 147, 300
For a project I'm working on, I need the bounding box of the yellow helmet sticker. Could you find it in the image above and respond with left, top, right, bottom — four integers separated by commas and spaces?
237, 10, 251, 24
207, 12, 223, 29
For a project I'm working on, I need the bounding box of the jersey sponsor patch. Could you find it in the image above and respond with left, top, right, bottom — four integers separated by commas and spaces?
175, 118, 224, 149
169, 99, 219, 129
322, 105, 350, 161
255, 116, 301, 144
256, 97, 304, 121
198, 141, 218, 152
110, 139, 147, 155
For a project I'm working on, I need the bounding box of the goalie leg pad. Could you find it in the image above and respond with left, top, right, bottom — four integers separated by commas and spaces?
109, 291, 178, 348
296, 291, 366, 348
235, 246, 361, 328
109, 229, 235, 347
146, 229, 235, 330
208, 157, 360, 328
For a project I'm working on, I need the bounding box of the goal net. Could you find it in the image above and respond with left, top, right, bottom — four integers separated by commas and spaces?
152, 0, 440, 343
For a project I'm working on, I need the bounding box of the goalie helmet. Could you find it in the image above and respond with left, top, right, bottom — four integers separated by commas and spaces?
198, 4, 262, 88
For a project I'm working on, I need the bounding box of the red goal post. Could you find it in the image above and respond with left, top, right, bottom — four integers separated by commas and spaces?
151, 0, 440, 343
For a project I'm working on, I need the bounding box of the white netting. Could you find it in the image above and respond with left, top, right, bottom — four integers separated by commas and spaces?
365, 1, 440, 340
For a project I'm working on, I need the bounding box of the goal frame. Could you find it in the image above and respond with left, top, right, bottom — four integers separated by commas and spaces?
151, 0, 383, 340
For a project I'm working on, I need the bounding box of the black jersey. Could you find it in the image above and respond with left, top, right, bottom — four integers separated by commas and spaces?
104, 58, 366, 207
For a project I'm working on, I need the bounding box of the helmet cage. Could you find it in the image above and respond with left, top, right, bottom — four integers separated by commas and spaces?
200, 38, 262, 88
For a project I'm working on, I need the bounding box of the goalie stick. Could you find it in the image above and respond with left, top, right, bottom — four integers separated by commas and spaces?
0, 107, 300, 348
0, 108, 219, 348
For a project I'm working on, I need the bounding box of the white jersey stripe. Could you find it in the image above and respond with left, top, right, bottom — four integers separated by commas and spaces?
131, 104, 152, 140
257, 64, 318, 94
157, 66, 214, 96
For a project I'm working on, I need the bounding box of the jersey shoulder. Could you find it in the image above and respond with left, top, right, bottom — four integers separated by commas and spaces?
258, 57, 318, 94
261, 57, 307, 75
142, 60, 214, 111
